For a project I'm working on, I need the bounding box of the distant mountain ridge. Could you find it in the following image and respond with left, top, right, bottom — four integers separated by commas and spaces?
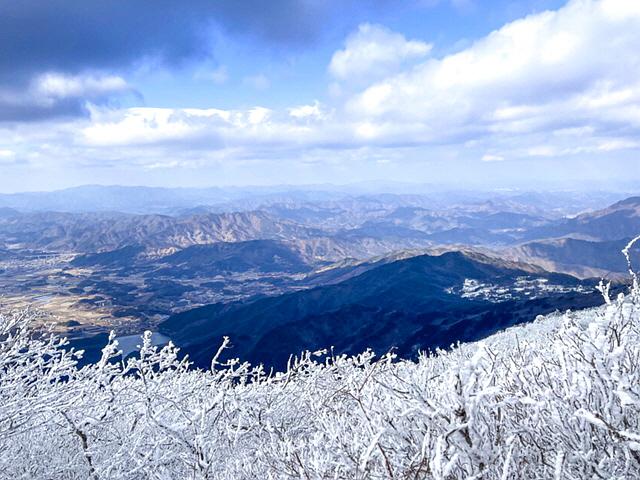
506, 197, 640, 277
507, 237, 640, 279
525, 196, 640, 242
0, 210, 318, 252
2, 190, 639, 284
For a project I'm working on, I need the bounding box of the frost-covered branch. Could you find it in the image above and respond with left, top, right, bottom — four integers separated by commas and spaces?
1, 267, 640, 478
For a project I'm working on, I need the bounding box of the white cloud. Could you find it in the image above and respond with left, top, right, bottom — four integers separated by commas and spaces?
481, 154, 504, 162
329, 24, 431, 83
288, 101, 325, 120
247, 107, 271, 124
526, 146, 557, 158
0, 149, 17, 164
143, 160, 183, 170
34, 73, 129, 100
600, 0, 640, 19
82, 108, 204, 146
596, 138, 640, 151
347, 0, 640, 153
80, 105, 316, 149
0, 72, 131, 116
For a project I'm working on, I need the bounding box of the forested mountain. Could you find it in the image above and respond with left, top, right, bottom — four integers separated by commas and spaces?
161, 251, 601, 369
161, 240, 310, 274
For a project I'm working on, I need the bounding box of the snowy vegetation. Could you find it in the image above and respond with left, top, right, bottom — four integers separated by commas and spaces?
2, 242, 640, 478
446, 276, 590, 302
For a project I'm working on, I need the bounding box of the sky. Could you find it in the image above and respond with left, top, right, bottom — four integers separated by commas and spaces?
0, 0, 639, 192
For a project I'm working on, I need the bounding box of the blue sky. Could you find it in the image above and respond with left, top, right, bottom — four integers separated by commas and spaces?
0, 0, 638, 192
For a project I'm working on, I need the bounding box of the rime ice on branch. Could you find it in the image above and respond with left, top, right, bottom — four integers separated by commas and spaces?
1, 241, 640, 478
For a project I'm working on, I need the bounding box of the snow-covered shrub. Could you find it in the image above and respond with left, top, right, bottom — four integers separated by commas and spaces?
2, 239, 640, 479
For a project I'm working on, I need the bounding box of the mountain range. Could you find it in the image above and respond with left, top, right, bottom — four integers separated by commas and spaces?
0, 210, 318, 252
3, 191, 638, 275
3, 187, 639, 370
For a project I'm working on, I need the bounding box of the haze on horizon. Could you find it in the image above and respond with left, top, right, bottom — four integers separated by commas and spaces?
1, 0, 639, 192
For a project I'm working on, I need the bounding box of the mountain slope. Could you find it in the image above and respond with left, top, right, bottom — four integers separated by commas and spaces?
161, 251, 599, 369
0, 210, 317, 252
527, 196, 640, 242
161, 240, 311, 274
508, 237, 640, 278
71, 245, 146, 268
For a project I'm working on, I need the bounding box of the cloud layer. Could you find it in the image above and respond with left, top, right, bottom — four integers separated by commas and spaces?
0, 73, 132, 121
74, 1, 640, 158
2, 0, 640, 189
0, 0, 379, 121
349, 0, 640, 146
0, 0, 341, 78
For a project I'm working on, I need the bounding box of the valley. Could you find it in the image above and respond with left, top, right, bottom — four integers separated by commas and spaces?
0, 185, 638, 366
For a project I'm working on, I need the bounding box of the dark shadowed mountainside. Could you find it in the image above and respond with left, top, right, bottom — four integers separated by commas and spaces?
161, 240, 311, 274
161, 251, 600, 369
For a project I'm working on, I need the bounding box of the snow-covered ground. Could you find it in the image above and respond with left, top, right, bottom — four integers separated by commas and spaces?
1, 283, 639, 478
445, 276, 591, 302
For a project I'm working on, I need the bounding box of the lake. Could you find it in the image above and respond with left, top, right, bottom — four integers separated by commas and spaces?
116, 332, 171, 358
